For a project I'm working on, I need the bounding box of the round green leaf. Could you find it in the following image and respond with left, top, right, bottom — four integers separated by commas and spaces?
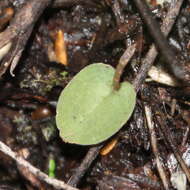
56, 63, 136, 145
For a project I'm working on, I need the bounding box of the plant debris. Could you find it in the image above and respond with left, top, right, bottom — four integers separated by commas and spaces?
0, 0, 189, 189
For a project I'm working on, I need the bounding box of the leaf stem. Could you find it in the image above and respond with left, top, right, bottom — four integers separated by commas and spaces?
113, 43, 136, 90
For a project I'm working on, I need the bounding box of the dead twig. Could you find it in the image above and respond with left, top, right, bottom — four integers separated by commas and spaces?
181, 110, 190, 146
0, 0, 51, 49
67, 145, 103, 187
145, 105, 170, 190
0, 0, 52, 76
0, 26, 33, 77
156, 112, 190, 184
0, 140, 78, 190
132, 0, 189, 85
132, 0, 185, 91
125, 173, 161, 189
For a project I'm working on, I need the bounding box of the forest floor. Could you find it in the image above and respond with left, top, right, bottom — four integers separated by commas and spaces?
0, 0, 190, 189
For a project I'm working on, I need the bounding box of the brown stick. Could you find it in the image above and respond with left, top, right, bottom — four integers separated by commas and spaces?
0, 141, 78, 190
0, 26, 33, 77
132, 0, 185, 91
67, 145, 103, 187
0, 0, 52, 76
0, 0, 52, 49
125, 173, 161, 189
156, 113, 190, 184
145, 105, 170, 190
132, 0, 189, 84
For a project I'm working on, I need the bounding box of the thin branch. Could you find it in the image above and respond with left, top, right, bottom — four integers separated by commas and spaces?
181, 110, 190, 146
125, 173, 161, 189
0, 141, 78, 190
156, 113, 190, 184
0, 0, 52, 77
0, 0, 51, 49
0, 26, 33, 77
67, 145, 103, 187
132, 0, 185, 91
145, 105, 170, 190
132, 0, 189, 85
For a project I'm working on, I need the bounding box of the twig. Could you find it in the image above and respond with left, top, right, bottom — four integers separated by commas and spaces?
0, 26, 33, 77
0, 141, 78, 190
0, 0, 51, 49
113, 43, 136, 90
125, 173, 161, 189
182, 127, 189, 147
66, 1, 184, 187
0, 41, 11, 62
0, 0, 52, 76
132, 0, 185, 91
181, 110, 190, 146
147, 66, 179, 86
156, 113, 190, 184
132, 0, 189, 85
145, 105, 170, 190
67, 145, 103, 187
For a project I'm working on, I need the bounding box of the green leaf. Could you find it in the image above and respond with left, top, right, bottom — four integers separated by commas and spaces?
56, 63, 136, 145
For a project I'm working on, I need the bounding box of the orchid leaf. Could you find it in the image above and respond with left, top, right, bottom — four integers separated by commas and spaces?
56, 63, 136, 145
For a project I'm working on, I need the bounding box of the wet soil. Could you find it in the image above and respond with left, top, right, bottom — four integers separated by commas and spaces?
0, 0, 190, 190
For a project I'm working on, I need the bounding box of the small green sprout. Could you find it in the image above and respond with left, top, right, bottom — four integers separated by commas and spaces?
48, 157, 56, 178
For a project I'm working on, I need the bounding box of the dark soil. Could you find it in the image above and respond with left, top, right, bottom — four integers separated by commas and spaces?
0, 0, 190, 190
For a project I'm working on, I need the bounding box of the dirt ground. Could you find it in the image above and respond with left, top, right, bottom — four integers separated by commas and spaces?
0, 0, 190, 189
